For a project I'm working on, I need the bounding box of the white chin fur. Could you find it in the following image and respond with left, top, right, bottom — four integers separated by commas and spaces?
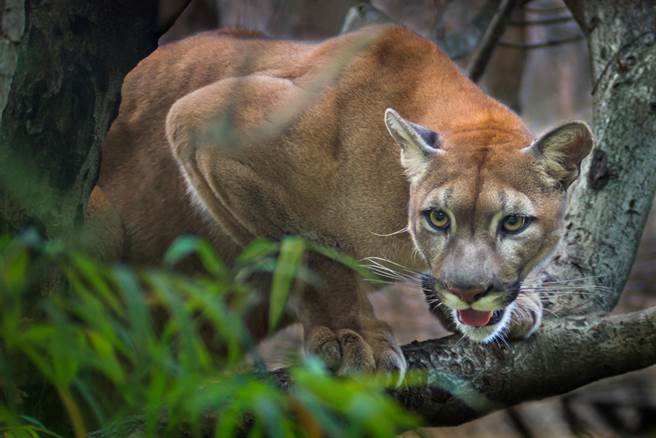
452, 301, 516, 344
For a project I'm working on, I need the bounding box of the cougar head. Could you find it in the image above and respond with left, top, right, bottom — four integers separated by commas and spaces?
384, 108, 593, 342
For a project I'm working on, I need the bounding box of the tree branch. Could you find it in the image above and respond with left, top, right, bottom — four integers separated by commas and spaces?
340, 3, 394, 34
467, 0, 519, 82
340, 1, 503, 61
434, 0, 500, 60
335, 0, 656, 429
563, 0, 586, 33
498, 35, 583, 49
390, 307, 656, 425
508, 16, 574, 27
537, 1, 656, 317
93, 307, 656, 436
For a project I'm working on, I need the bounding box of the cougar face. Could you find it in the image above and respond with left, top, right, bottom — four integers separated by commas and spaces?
384, 108, 592, 342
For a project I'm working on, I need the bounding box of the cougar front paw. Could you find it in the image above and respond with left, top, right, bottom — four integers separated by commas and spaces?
507, 292, 543, 340
305, 325, 407, 386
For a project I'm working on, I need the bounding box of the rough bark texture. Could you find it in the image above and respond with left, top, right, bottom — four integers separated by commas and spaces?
541, 1, 656, 316
387, 1, 656, 423
94, 306, 656, 437
349, 307, 655, 425
0, 1, 188, 432
0, 0, 179, 237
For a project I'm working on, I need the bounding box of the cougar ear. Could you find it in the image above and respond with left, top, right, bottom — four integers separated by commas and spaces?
384, 108, 441, 181
523, 121, 593, 189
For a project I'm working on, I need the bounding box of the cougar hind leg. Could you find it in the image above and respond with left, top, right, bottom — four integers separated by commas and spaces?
165, 75, 306, 246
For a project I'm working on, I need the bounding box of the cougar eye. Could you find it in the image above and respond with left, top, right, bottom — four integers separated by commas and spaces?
501, 215, 530, 234
425, 209, 450, 231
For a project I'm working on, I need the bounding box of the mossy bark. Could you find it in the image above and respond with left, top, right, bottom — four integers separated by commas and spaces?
543, 0, 656, 316
0, 1, 187, 434
0, 0, 170, 238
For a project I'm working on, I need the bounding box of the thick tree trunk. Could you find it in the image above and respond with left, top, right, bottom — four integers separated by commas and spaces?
543, 0, 656, 316
0, 1, 188, 434
0, 0, 183, 238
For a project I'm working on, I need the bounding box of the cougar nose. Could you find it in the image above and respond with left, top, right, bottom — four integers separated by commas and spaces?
449, 286, 491, 303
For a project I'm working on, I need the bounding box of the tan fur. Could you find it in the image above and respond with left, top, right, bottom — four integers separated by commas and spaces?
89, 25, 592, 378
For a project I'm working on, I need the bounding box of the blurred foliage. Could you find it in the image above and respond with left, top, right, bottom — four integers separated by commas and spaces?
0, 231, 418, 437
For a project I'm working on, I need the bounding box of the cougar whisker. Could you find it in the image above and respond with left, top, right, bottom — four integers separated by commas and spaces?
365, 278, 405, 286
362, 256, 422, 276
363, 264, 419, 283
541, 306, 560, 318
362, 260, 422, 283
454, 334, 468, 347
369, 226, 409, 237
522, 289, 600, 296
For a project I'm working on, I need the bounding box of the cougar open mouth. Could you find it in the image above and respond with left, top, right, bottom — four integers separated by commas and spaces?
457, 309, 505, 327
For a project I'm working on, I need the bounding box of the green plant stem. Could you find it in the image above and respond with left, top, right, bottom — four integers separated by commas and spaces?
56, 386, 87, 438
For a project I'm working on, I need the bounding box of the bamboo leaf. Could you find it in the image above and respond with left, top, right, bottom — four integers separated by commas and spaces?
269, 237, 306, 332
163, 236, 228, 279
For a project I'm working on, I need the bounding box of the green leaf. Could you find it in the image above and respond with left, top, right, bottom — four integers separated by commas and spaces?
87, 329, 125, 383
112, 267, 152, 349
145, 272, 210, 371
177, 281, 251, 365
163, 236, 228, 278
269, 237, 306, 332
70, 254, 121, 312
0, 230, 419, 436
235, 239, 278, 264
1, 246, 28, 293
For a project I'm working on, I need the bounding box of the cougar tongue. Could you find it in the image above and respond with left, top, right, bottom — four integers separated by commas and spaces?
457, 309, 493, 327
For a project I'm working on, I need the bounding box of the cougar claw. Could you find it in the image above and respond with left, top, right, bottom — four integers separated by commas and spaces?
305, 326, 407, 387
